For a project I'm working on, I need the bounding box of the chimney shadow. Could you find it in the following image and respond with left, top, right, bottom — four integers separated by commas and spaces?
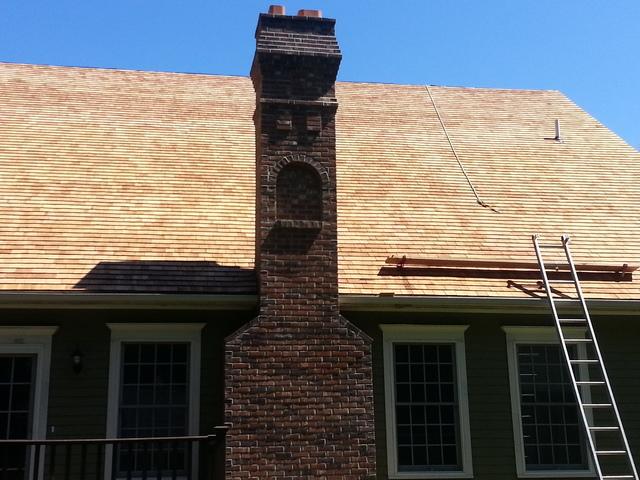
74, 260, 256, 294
261, 227, 320, 255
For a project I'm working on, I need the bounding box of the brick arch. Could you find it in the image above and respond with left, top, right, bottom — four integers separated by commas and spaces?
268, 154, 330, 190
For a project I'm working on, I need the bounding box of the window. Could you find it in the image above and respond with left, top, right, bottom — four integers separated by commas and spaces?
503, 327, 594, 478
106, 324, 203, 480
0, 326, 56, 479
382, 325, 472, 479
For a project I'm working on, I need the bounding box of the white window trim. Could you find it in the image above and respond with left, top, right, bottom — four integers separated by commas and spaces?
503, 326, 596, 478
0, 326, 57, 480
381, 324, 473, 479
105, 323, 204, 480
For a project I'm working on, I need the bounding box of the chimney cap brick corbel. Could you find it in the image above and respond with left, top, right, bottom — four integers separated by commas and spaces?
254, 10, 341, 60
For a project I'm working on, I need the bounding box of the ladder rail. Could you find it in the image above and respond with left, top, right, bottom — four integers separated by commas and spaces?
562, 235, 640, 480
532, 234, 604, 479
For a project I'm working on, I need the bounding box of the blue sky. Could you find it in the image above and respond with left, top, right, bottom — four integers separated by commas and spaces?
1, 1, 638, 149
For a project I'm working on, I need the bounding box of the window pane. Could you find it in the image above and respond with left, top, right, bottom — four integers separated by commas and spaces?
394, 343, 460, 472
396, 364, 410, 382
12, 358, 32, 383
0, 359, 11, 383
517, 344, 587, 471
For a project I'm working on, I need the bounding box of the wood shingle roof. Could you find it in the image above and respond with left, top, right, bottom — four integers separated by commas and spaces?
1, 62, 638, 299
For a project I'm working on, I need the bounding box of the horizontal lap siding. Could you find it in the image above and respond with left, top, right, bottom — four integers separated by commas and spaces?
347, 311, 640, 480
0, 308, 252, 478
594, 317, 640, 460
2, 307, 638, 479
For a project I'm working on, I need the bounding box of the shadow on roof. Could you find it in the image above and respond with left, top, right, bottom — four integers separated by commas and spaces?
378, 267, 632, 283
74, 260, 256, 294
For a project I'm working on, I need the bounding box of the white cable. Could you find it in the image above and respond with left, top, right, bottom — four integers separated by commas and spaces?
425, 85, 500, 213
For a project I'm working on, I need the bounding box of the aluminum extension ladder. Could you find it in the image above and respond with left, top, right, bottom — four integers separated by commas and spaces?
532, 234, 638, 480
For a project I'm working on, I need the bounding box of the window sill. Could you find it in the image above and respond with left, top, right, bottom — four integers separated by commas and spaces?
116, 477, 189, 480
275, 219, 323, 229
389, 472, 473, 479
516, 470, 595, 478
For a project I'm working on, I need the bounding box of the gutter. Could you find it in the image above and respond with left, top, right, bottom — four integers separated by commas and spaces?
339, 294, 640, 316
0, 292, 258, 310
0, 292, 637, 316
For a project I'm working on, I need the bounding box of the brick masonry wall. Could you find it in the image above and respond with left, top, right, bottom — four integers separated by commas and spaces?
225, 11, 376, 479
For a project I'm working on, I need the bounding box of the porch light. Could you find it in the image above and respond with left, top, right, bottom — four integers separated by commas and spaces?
71, 348, 83, 374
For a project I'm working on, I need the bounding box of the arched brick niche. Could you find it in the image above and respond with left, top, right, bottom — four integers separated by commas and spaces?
272, 155, 327, 228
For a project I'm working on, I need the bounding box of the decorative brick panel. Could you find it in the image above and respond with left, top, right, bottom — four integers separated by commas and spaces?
225, 9, 376, 479
276, 163, 323, 222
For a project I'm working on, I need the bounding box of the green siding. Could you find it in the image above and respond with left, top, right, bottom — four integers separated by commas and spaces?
346, 311, 640, 480
2, 307, 639, 479
0, 309, 253, 440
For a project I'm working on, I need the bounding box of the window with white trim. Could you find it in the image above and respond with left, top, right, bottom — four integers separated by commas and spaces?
0, 326, 56, 479
106, 324, 203, 480
382, 325, 473, 479
503, 327, 593, 478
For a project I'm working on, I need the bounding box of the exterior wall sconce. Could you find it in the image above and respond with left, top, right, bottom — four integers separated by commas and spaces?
71, 348, 83, 374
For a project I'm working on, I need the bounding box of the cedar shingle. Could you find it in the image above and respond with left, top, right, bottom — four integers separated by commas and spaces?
0, 63, 638, 299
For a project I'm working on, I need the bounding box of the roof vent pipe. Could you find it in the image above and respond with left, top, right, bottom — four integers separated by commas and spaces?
554, 119, 563, 142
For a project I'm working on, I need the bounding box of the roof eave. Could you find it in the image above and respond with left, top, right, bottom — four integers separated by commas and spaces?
0, 292, 637, 316
339, 294, 640, 316
0, 292, 258, 310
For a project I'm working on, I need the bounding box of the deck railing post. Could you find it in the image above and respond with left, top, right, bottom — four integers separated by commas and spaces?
32, 444, 41, 480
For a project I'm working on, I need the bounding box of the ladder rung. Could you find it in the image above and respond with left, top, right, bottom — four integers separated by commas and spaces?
534, 237, 636, 477
596, 450, 627, 455
544, 266, 572, 272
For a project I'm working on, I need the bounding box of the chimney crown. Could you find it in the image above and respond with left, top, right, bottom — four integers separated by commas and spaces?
254, 10, 340, 60
268, 5, 285, 15
297, 9, 322, 18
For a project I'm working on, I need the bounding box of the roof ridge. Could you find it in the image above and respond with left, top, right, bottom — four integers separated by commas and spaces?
0, 61, 560, 93
0, 60, 248, 80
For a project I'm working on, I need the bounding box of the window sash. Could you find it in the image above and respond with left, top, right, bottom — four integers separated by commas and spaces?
115, 342, 191, 476
503, 326, 594, 478
394, 343, 461, 472
0, 326, 57, 480
105, 324, 203, 480
381, 324, 472, 479
0, 354, 37, 478
516, 344, 588, 471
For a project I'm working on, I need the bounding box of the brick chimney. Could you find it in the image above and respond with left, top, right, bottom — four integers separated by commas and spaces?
224, 6, 376, 479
